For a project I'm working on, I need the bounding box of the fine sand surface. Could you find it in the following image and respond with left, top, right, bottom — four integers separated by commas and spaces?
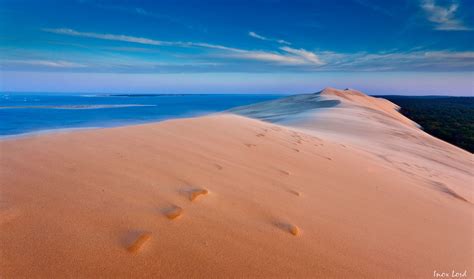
0, 88, 472, 278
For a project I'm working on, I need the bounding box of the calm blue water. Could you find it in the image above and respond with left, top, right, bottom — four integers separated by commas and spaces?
0, 93, 283, 137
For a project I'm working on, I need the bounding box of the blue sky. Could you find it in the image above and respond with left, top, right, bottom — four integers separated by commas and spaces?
0, 0, 473, 95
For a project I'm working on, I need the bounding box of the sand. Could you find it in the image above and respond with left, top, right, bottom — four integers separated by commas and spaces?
0, 88, 472, 278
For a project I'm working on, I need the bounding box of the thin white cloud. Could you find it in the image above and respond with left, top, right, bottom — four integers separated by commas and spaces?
280, 47, 325, 65
189, 44, 322, 66
277, 39, 291, 45
420, 0, 472, 31
43, 28, 238, 51
4, 59, 86, 68
316, 50, 474, 71
423, 51, 474, 58
228, 51, 313, 65
248, 31, 291, 45
2, 48, 473, 72
134, 7, 149, 16
248, 31, 266, 40
44, 28, 170, 45
220, 47, 324, 66
43, 28, 324, 66
40, 28, 473, 71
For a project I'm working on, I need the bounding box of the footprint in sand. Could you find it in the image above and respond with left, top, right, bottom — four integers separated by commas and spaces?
276, 222, 300, 236
256, 133, 265, 137
163, 205, 183, 220
127, 232, 152, 253
278, 169, 290, 176
288, 189, 301, 197
213, 163, 223, 170
292, 148, 300, 152
188, 189, 209, 202
244, 143, 257, 148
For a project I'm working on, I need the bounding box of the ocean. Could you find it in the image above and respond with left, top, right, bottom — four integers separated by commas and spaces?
0, 93, 283, 137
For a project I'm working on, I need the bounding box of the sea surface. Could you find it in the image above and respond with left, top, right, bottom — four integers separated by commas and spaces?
0, 93, 283, 137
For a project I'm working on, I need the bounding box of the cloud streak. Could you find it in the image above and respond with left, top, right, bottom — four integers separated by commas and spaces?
3, 59, 86, 68
317, 50, 474, 71
280, 47, 325, 65
43, 28, 236, 50
226, 51, 319, 65
43, 28, 324, 66
420, 0, 472, 31
2, 48, 473, 73
248, 31, 291, 45
14, 28, 472, 73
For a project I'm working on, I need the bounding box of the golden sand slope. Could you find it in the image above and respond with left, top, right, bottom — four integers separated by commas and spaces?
0, 89, 472, 278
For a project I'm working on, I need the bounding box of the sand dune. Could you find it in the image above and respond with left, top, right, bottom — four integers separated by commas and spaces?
0, 88, 472, 278
231, 87, 472, 204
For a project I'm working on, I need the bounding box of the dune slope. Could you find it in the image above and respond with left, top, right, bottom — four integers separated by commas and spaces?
1, 88, 472, 278
231, 87, 472, 204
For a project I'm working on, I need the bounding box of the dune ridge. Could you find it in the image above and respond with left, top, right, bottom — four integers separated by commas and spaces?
0, 88, 472, 278
231, 87, 472, 203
